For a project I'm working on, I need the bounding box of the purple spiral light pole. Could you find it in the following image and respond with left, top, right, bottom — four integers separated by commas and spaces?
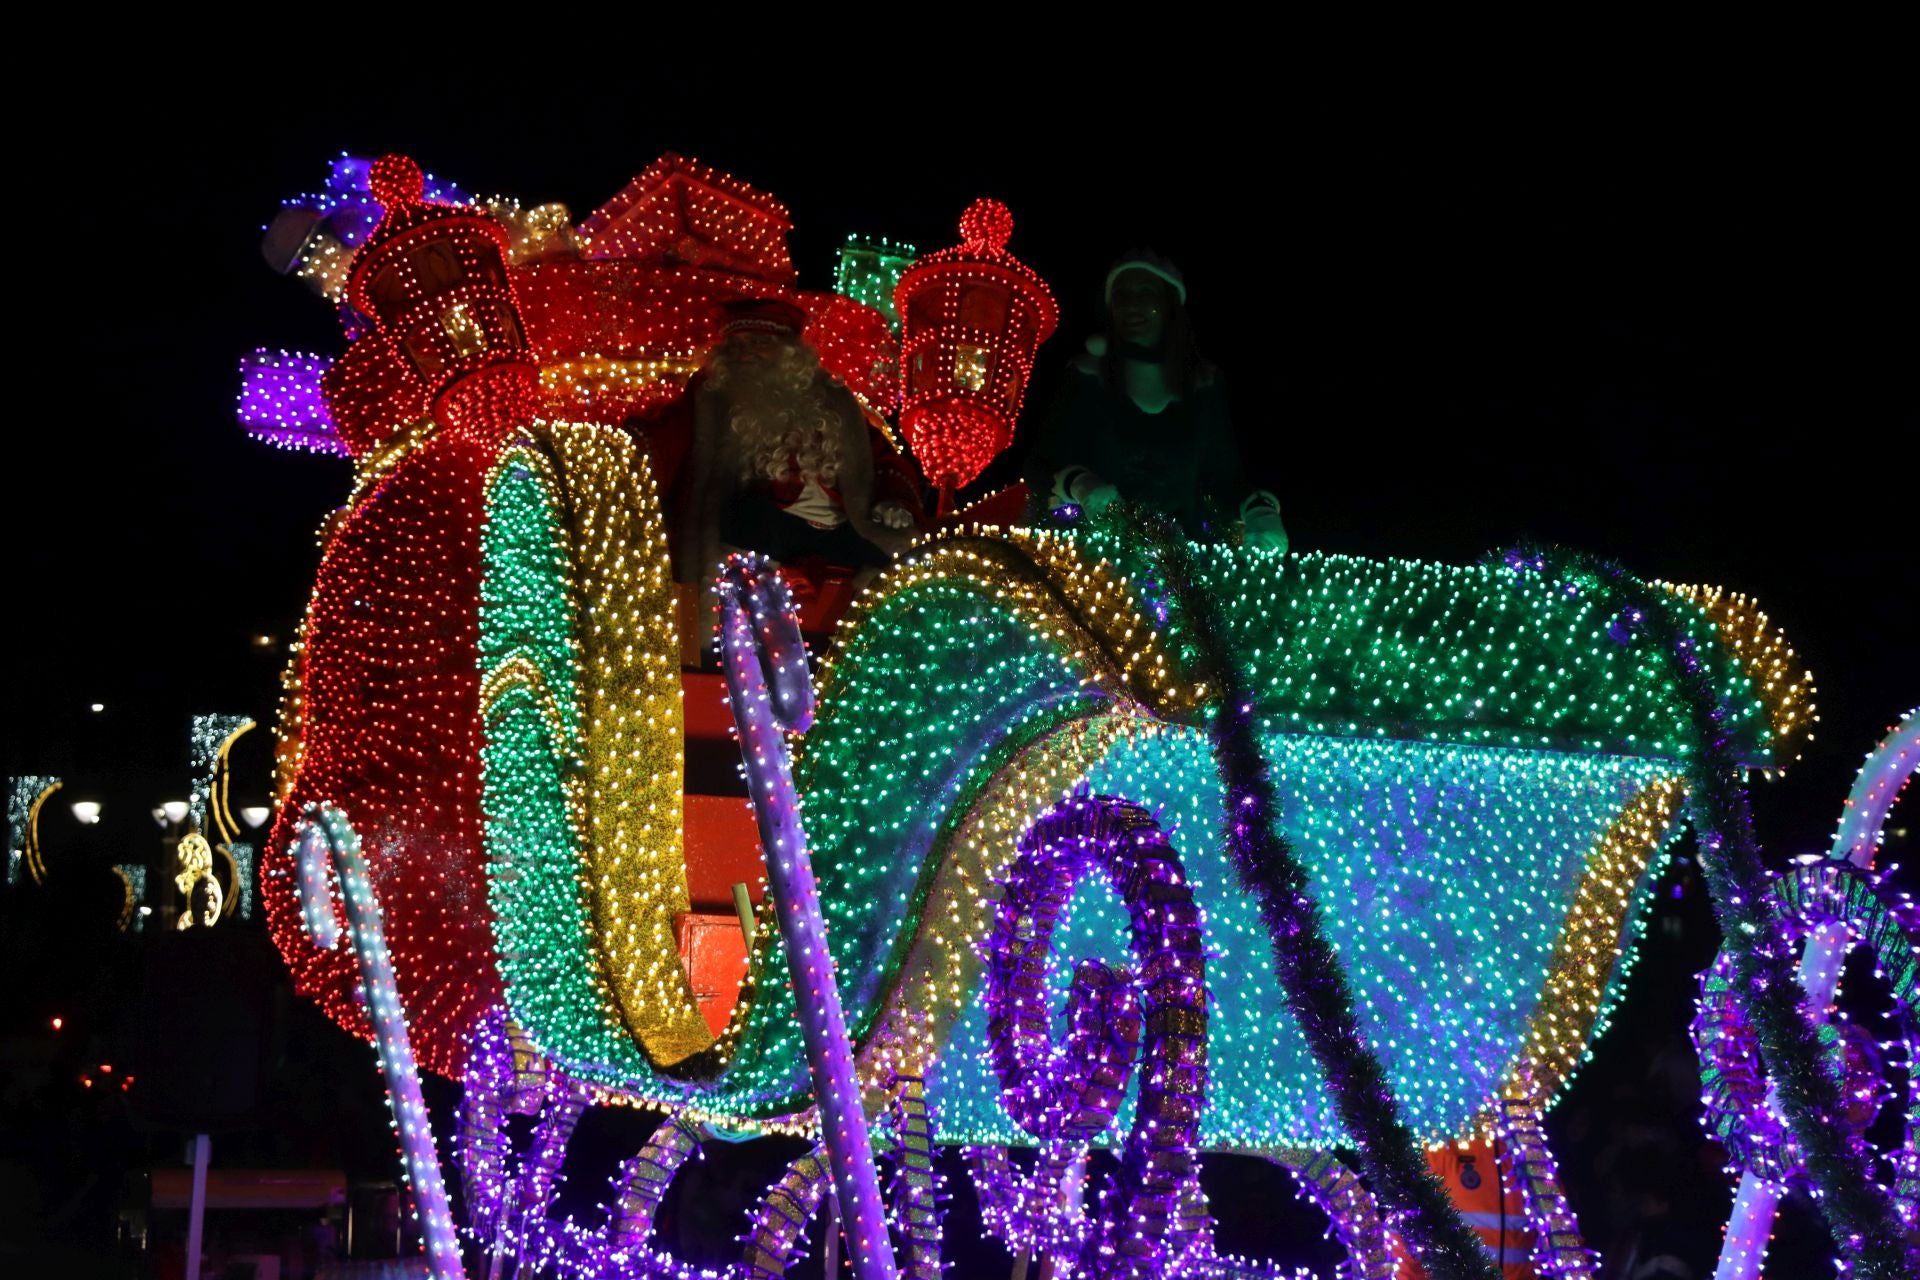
293, 803, 464, 1280
716, 554, 897, 1280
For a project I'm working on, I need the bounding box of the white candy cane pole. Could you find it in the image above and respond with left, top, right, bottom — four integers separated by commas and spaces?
294, 804, 464, 1280
716, 556, 898, 1280
1714, 707, 1919, 1280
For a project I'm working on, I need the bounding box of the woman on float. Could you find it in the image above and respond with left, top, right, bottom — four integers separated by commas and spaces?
1026, 250, 1287, 551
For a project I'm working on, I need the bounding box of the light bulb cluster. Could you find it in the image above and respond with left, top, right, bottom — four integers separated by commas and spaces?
7, 775, 58, 886
578, 154, 798, 281
238, 349, 348, 455
262, 430, 503, 1078
477, 433, 706, 1079
835, 235, 917, 331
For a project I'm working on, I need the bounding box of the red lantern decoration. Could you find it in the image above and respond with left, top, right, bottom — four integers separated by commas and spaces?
345, 154, 538, 442
895, 198, 1057, 502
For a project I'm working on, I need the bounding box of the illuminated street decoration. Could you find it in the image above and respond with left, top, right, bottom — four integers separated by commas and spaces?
836, 235, 916, 330
8, 776, 59, 886
173, 832, 224, 929
113, 864, 149, 932
238, 350, 345, 455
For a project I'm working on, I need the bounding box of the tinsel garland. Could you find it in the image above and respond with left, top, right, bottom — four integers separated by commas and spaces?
1119, 507, 1498, 1280
1548, 548, 1920, 1279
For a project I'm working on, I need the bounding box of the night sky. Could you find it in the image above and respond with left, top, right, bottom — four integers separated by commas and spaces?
12, 74, 1909, 852
3, 68, 1914, 1269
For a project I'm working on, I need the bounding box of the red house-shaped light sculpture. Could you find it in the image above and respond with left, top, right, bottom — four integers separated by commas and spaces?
895, 198, 1057, 496
344, 154, 538, 442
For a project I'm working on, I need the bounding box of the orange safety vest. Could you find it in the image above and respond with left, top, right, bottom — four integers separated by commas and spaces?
1390, 1139, 1538, 1279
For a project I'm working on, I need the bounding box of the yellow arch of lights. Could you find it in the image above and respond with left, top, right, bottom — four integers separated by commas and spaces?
485, 426, 710, 1067
22, 779, 61, 886
1487, 776, 1683, 1124
815, 524, 1200, 723
849, 711, 1142, 1105
477, 651, 661, 1062
205, 719, 257, 847
1658, 581, 1817, 762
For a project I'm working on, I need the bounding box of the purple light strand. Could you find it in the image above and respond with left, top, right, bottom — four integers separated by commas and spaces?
237, 349, 347, 455
1493, 1099, 1600, 1279
1125, 507, 1497, 1280
456, 1010, 515, 1247
887, 1074, 943, 1280
1524, 546, 1915, 1278
1270, 1150, 1396, 1280
740, 1146, 833, 1278
716, 553, 897, 1280
609, 1114, 704, 1252
292, 804, 463, 1280
985, 793, 1210, 1279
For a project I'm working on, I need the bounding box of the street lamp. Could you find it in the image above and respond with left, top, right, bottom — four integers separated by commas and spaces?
70, 801, 102, 825
161, 800, 190, 826
239, 806, 271, 831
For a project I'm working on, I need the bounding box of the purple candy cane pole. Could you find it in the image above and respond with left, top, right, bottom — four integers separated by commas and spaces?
1714, 707, 1920, 1280
716, 555, 897, 1280
293, 804, 463, 1280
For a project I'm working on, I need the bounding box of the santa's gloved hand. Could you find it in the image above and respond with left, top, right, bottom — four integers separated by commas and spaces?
871, 501, 915, 530
1053, 466, 1120, 518
1079, 481, 1120, 516
1241, 491, 1288, 554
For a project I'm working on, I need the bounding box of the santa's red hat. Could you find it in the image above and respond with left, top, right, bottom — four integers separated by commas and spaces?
717, 296, 809, 337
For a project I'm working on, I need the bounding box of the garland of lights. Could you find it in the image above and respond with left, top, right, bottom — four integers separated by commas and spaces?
885, 1074, 943, 1280
1122, 506, 1497, 1280
609, 1113, 704, 1251
456, 1010, 516, 1250
1691, 861, 1916, 1203
742, 1146, 834, 1278
1491, 1097, 1600, 1279
1270, 1151, 1396, 1280
1525, 545, 1917, 1279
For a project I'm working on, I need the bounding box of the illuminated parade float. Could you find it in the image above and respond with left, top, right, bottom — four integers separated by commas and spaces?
220, 153, 1915, 1279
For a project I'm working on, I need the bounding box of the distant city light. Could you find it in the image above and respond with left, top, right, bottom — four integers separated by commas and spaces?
252, 634, 277, 649
90, 703, 104, 713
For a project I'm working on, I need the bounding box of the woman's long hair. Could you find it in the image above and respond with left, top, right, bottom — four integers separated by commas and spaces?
1097, 273, 1215, 397
705, 332, 844, 484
